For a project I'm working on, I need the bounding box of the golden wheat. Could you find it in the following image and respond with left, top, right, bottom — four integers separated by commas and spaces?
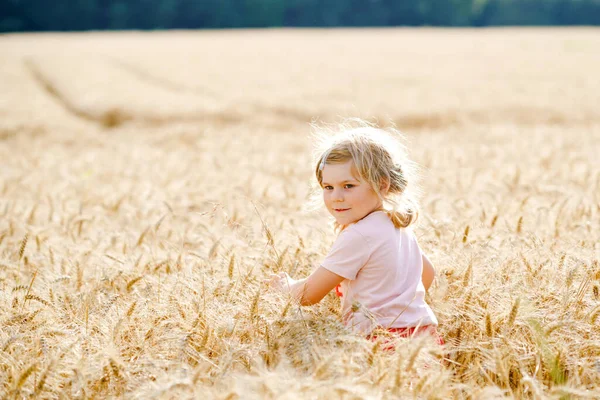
0, 28, 599, 399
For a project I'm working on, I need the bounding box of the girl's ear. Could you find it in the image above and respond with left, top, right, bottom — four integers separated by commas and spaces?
380, 178, 391, 194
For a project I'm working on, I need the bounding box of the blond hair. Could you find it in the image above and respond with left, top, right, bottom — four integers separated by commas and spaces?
311, 120, 420, 230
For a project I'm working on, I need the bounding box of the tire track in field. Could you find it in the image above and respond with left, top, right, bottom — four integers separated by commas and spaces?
23, 58, 248, 129
105, 56, 220, 99
104, 55, 328, 125
25, 57, 593, 131
104, 56, 449, 128
95, 57, 599, 129
23, 58, 110, 127
106, 56, 316, 125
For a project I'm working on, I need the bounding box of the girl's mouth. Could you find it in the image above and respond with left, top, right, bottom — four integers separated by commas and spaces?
334, 208, 350, 212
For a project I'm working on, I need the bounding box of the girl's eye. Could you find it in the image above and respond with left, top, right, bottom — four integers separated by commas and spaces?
323, 185, 354, 190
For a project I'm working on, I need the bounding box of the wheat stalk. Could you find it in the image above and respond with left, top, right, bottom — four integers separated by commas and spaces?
507, 297, 520, 327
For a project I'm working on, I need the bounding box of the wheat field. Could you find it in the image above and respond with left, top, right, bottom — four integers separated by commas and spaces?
1, 28, 599, 399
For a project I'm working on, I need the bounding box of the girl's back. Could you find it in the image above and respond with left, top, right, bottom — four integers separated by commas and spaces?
322, 211, 438, 334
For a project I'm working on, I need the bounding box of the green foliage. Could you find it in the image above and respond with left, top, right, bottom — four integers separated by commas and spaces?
1, 0, 599, 32
244, 0, 286, 27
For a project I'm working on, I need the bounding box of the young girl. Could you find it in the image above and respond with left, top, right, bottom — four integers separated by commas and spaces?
268, 123, 441, 343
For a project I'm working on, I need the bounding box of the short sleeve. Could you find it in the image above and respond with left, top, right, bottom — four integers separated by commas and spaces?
321, 228, 371, 280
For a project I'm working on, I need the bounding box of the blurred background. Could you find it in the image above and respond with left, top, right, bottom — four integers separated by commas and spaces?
2, 0, 600, 32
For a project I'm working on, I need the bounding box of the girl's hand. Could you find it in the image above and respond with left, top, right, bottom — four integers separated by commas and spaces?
265, 267, 344, 306
265, 272, 295, 293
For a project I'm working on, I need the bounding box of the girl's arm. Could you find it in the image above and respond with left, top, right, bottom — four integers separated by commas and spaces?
268, 267, 345, 306
422, 253, 435, 291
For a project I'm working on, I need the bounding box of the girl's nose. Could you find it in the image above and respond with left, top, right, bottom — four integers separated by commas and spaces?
332, 189, 344, 201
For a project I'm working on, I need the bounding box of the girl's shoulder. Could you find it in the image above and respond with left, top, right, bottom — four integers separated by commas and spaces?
350, 211, 402, 239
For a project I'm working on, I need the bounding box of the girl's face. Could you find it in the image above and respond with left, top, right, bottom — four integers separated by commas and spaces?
321, 160, 383, 226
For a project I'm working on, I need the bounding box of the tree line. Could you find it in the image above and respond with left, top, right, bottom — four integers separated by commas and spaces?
2, 0, 599, 32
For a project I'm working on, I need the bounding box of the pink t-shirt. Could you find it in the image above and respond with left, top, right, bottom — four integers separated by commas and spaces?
321, 211, 438, 334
